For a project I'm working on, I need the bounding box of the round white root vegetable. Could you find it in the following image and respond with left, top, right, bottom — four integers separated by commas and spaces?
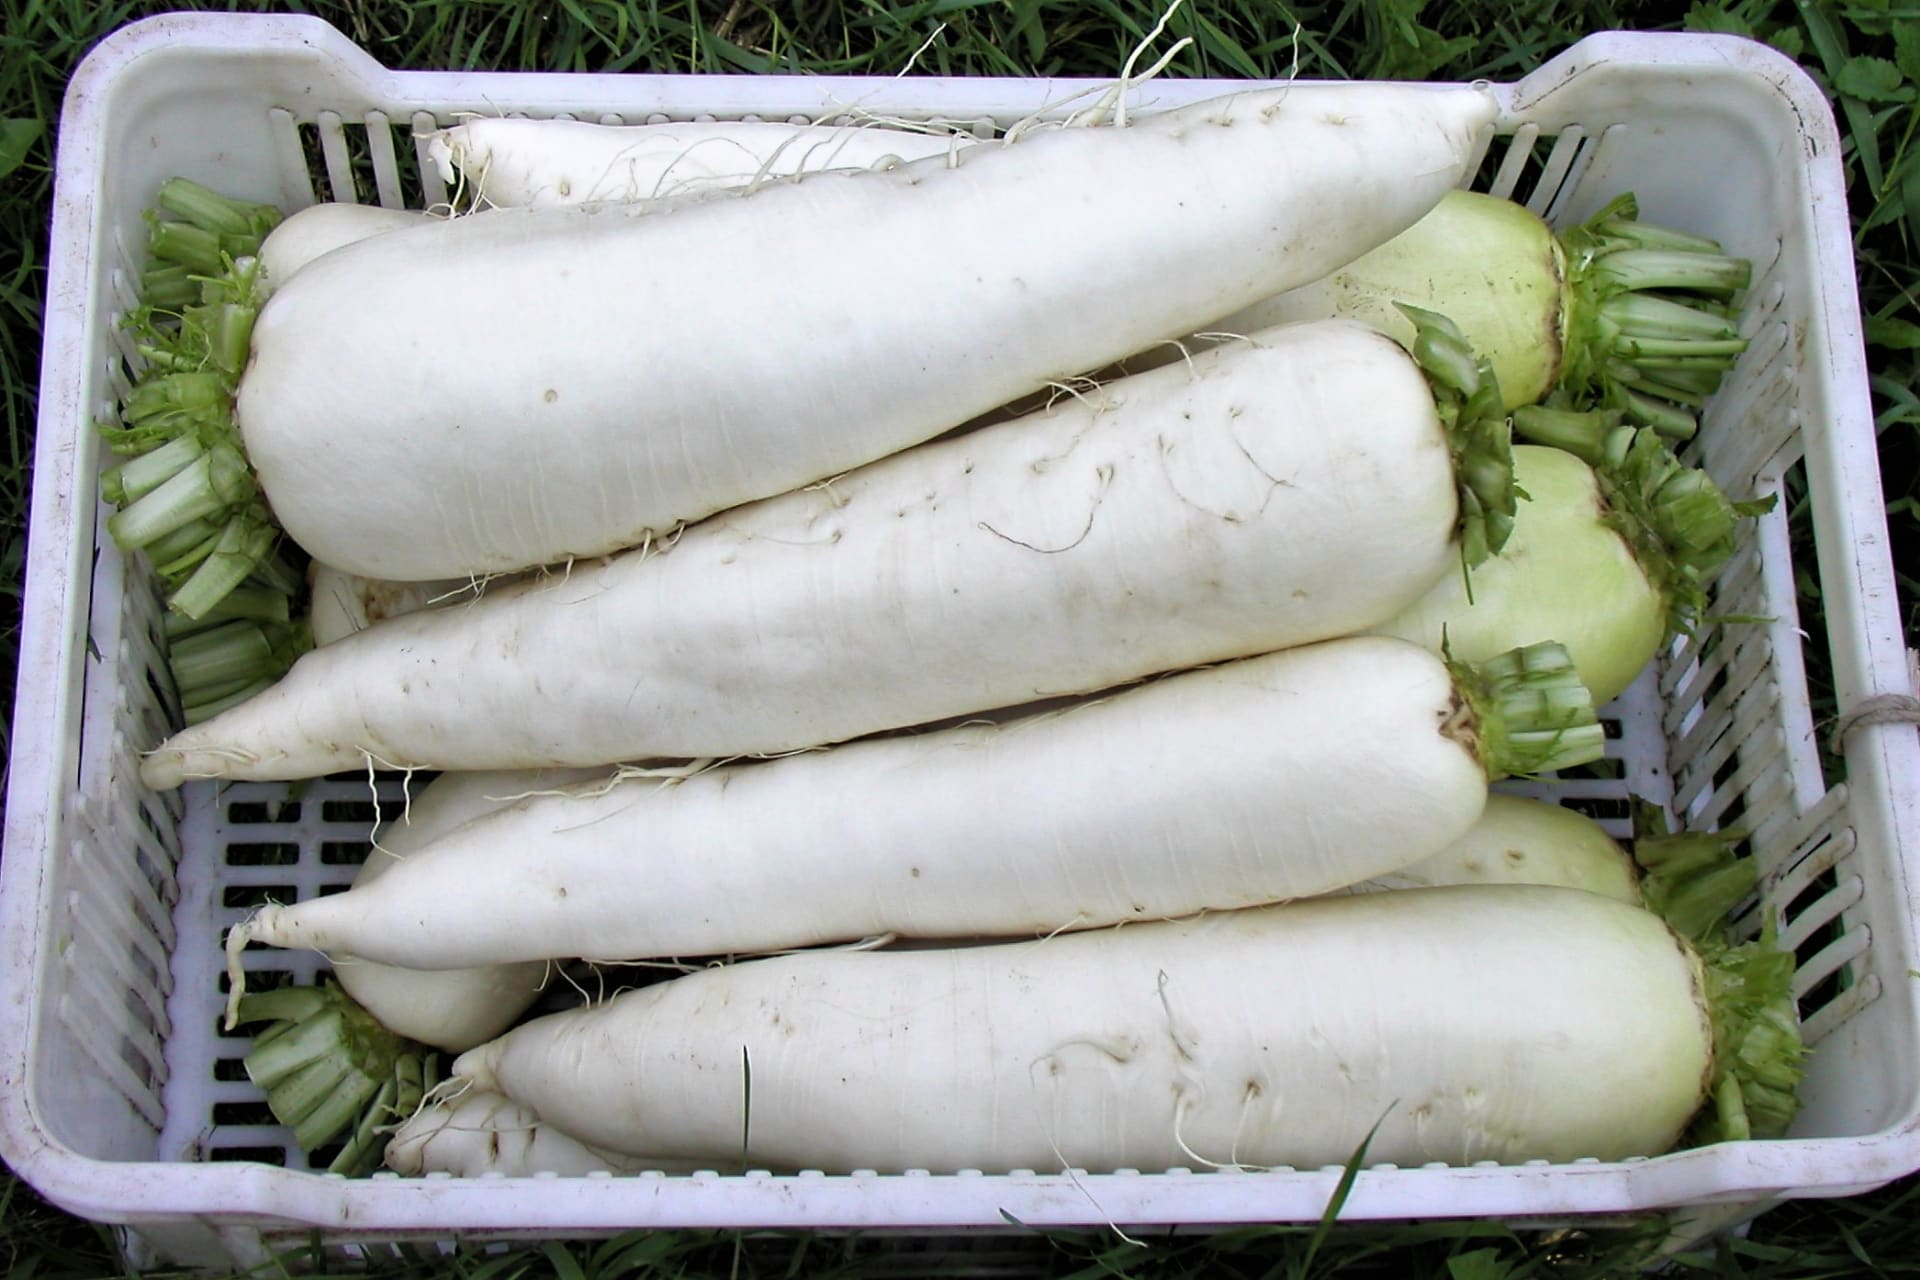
221, 635, 1602, 978
1354, 792, 1640, 901
333, 767, 602, 1052
450, 885, 1718, 1172
239, 82, 1496, 581
425, 117, 979, 209
146, 317, 1511, 787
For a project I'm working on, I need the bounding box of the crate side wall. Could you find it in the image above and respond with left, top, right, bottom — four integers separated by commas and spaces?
13, 22, 1916, 1260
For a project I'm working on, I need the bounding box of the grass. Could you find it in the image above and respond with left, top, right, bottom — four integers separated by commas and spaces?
2, 0, 1918, 1275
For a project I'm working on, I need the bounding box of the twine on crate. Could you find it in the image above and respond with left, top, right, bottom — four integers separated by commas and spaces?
1826, 649, 1920, 755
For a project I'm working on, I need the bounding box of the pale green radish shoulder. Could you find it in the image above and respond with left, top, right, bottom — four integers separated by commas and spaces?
1371, 442, 1665, 705
1191, 188, 1752, 437
1323, 791, 1764, 947
1372, 429, 1769, 706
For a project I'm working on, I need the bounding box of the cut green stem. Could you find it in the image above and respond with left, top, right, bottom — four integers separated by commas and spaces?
1558, 194, 1752, 435
106, 443, 253, 551
183, 672, 271, 706
164, 586, 293, 637
184, 677, 280, 725
1637, 831, 1759, 945
1687, 920, 1805, 1145
168, 508, 278, 620
1616, 389, 1699, 440
103, 178, 291, 634
233, 985, 331, 1027
150, 526, 224, 581
329, 1052, 436, 1176
329, 1076, 400, 1176
1591, 427, 1775, 638
153, 176, 282, 242
170, 624, 271, 692
172, 615, 310, 721
169, 618, 286, 690
249, 549, 303, 598
233, 980, 439, 1170
1397, 303, 1517, 568
140, 263, 199, 312
1588, 249, 1751, 298
1593, 217, 1727, 257
293, 1071, 384, 1153
1615, 336, 1751, 361
1508, 405, 1622, 468
100, 435, 206, 507
119, 371, 230, 435
1452, 640, 1605, 779
241, 1005, 348, 1088
1602, 291, 1742, 344
146, 221, 233, 278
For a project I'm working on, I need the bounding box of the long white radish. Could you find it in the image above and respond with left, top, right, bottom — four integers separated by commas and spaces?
332, 767, 601, 1051
112, 123, 981, 618
291, 436, 1738, 716
221, 635, 1601, 980
239, 83, 1496, 581
450, 885, 1729, 1172
1349, 794, 1767, 1001
428, 129, 1751, 445
267, 119, 972, 300
144, 317, 1511, 787
866, 795, 1641, 938
425, 117, 979, 209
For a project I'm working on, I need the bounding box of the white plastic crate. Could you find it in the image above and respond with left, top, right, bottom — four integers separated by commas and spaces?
4, 12, 1919, 1272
